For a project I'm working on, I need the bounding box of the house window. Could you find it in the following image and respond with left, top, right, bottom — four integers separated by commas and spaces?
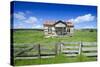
67, 28, 70, 32
48, 27, 52, 33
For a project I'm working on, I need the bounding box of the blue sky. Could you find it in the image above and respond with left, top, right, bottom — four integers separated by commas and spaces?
11, 1, 97, 29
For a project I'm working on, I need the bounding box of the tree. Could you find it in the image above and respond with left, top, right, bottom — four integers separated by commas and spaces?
89, 29, 94, 32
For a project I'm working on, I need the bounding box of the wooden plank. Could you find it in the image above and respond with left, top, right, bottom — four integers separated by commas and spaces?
40, 48, 49, 50
41, 52, 55, 54
82, 47, 97, 51
15, 57, 38, 59
82, 42, 97, 46
83, 42, 97, 44
15, 46, 36, 57
83, 53, 97, 56
14, 48, 26, 50
62, 50, 79, 53
63, 46, 79, 49
15, 56, 55, 60
79, 42, 82, 55
63, 42, 79, 44
38, 44, 41, 59
40, 47, 53, 50
41, 56, 55, 58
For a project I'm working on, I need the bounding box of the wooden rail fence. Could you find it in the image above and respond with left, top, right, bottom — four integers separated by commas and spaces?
13, 42, 97, 59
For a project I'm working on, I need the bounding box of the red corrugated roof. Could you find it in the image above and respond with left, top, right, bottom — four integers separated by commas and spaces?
43, 20, 55, 26
43, 20, 74, 27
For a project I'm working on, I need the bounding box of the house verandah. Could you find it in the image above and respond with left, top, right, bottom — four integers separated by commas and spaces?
43, 20, 74, 38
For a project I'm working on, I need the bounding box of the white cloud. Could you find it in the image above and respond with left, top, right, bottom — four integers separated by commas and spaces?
14, 11, 38, 24
24, 16, 38, 23
13, 11, 40, 29
68, 14, 95, 23
14, 12, 26, 20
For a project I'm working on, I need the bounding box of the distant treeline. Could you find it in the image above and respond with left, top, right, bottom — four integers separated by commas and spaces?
75, 29, 97, 32
11, 29, 44, 31
11, 28, 97, 32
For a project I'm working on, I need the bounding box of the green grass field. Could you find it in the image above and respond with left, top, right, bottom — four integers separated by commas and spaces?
13, 29, 97, 66
13, 29, 97, 44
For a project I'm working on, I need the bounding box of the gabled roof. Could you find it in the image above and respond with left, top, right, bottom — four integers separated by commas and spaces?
43, 20, 74, 27
54, 20, 67, 26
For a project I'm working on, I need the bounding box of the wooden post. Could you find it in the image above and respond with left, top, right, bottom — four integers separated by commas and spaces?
38, 44, 41, 59
59, 42, 63, 54
59, 43, 61, 54
55, 43, 58, 55
79, 41, 82, 55
55, 42, 62, 55
55, 42, 64, 55
60, 43, 63, 53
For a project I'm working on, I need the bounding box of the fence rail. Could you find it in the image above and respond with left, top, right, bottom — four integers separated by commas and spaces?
61, 42, 97, 57
82, 47, 97, 51
13, 42, 97, 59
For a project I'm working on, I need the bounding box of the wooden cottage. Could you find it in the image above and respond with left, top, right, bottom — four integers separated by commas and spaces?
43, 20, 74, 37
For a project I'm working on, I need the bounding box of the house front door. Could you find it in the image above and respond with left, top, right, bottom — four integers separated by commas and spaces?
55, 27, 66, 35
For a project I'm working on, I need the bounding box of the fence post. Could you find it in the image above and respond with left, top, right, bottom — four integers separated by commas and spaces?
55, 42, 62, 55
59, 42, 63, 54
38, 44, 41, 59
79, 41, 82, 55
59, 43, 62, 54
58, 43, 61, 55
55, 43, 58, 55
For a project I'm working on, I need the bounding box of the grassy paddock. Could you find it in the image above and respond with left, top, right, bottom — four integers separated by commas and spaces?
13, 29, 97, 44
